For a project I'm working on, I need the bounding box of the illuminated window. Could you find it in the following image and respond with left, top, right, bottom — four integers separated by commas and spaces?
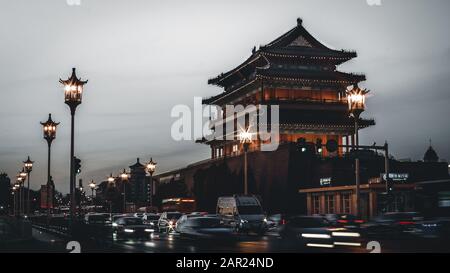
341, 193, 351, 214
325, 194, 335, 214
312, 195, 321, 214
232, 144, 239, 153
215, 148, 224, 158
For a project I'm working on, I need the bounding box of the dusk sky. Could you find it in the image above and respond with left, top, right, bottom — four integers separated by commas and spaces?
1, 0, 449, 193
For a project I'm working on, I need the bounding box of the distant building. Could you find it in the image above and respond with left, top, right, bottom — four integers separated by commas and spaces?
129, 158, 149, 208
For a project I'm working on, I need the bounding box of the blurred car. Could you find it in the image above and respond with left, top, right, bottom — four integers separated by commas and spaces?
266, 214, 289, 231
112, 217, 154, 239
279, 216, 334, 248
177, 216, 234, 239
157, 212, 183, 233
279, 216, 362, 249
175, 213, 216, 232
361, 212, 424, 239
111, 214, 127, 223
217, 195, 268, 235
322, 214, 364, 229
84, 213, 111, 225
134, 212, 145, 218
143, 213, 160, 228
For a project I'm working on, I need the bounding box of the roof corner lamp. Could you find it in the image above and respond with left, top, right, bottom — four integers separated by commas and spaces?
346, 83, 369, 218
61, 68, 88, 234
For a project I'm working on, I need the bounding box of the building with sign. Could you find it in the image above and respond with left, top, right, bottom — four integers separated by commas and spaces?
300, 148, 450, 219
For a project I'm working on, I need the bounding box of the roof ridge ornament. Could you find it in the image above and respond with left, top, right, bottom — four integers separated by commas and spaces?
297, 18, 303, 26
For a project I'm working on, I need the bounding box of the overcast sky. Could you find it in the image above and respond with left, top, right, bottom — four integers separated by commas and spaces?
0, 0, 449, 193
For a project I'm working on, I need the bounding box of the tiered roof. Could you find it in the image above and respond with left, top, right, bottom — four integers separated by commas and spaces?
206, 18, 364, 104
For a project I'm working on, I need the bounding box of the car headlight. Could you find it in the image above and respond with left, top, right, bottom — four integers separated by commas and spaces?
112, 223, 118, 227
263, 218, 268, 223
331, 232, 360, 237
145, 229, 154, 233
124, 228, 134, 233
240, 219, 248, 224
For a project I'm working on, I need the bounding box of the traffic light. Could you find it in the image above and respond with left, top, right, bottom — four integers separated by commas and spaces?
74, 157, 81, 175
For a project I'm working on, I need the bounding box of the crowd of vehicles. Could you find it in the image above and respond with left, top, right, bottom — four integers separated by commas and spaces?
38, 195, 449, 250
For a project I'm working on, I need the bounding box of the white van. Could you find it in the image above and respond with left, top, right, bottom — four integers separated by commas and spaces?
217, 195, 267, 235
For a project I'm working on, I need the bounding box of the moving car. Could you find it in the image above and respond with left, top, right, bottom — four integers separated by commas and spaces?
279, 216, 362, 249
176, 216, 234, 239
112, 217, 154, 239
143, 213, 160, 228
217, 195, 268, 235
84, 213, 111, 225
322, 214, 364, 229
279, 216, 334, 248
266, 214, 288, 231
111, 214, 128, 224
361, 212, 424, 239
157, 212, 183, 233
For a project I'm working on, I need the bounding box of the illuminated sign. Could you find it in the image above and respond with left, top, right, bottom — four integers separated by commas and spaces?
382, 173, 409, 182
320, 177, 332, 186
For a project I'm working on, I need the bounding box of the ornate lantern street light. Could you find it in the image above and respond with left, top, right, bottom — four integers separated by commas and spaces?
239, 128, 253, 195
12, 185, 17, 216
145, 158, 157, 207
16, 174, 25, 216
346, 83, 369, 217
23, 156, 34, 215
41, 113, 59, 217
107, 174, 116, 214
107, 174, 116, 184
120, 169, 130, 213
19, 167, 27, 214
60, 68, 88, 228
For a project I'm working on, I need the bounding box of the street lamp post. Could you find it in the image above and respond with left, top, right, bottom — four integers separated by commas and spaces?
16, 176, 24, 216
41, 114, 59, 218
145, 158, 157, 208
120, 169, 130, 213
107, 174, 115, 214
239, 129, 253, 196
12, 186, 17, 216
19, 169, 27, 216
346, 83, 369, 217
23, 156, 34, 215
60, 68, 88, 232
